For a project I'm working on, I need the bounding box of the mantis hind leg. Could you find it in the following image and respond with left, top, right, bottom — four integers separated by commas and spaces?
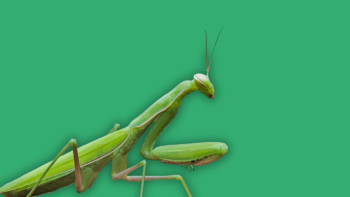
26, 139, 83, 197
26, 139, 104, 197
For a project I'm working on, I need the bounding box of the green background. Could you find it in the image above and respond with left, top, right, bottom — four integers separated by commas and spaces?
0, 1, 349, 197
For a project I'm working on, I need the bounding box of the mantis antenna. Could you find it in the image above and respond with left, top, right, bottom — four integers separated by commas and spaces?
205, 30, 208, 69
207, 26, 223, 76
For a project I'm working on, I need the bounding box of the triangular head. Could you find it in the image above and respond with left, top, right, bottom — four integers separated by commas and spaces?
193, 26, 223, 100
194, 73, 215, 99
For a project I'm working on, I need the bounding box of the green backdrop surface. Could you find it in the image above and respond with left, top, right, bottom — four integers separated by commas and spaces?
0, 1, 349, 197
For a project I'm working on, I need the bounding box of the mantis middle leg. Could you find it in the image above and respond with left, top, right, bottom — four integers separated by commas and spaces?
110, 153, 191, 197
108, 123, 121, 135
110, 110, 194, 197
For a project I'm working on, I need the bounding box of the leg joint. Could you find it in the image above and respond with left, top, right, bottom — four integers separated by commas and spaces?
69, 139, 77, 146
173, 175, 183, 180
139, 160, 147, 166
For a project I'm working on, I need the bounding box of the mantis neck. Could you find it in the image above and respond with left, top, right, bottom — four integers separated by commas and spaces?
129, 79, 199, 129
170, 80, 199, 101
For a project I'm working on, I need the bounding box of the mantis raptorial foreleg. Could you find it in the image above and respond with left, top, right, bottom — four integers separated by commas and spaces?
26, 139, 82, 197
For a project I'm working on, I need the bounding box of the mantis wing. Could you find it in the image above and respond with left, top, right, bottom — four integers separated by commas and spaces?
0, 129, 127, 193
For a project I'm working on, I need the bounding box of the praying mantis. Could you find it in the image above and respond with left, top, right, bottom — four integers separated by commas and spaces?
0, 28, 228, 197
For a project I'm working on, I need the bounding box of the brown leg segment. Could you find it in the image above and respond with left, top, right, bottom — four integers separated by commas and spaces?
26, 139, 82, 197
112, 160, 191, 197
124, 175, 192, 197
112, 160, 147, 197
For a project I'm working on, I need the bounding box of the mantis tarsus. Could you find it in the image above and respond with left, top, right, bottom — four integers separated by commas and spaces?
0, 28, 228, 197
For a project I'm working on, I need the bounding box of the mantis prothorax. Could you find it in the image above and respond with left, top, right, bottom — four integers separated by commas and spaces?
0, 28, 228, 197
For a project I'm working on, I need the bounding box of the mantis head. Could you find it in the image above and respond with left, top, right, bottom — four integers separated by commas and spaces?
193, 27, 222, 99
194, 73, 215, 99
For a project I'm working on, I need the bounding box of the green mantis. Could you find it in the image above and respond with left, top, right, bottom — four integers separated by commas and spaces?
0, 28, 227, 197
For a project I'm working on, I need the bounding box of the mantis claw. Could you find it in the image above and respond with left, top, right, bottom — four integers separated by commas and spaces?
183, 165, 195, 172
